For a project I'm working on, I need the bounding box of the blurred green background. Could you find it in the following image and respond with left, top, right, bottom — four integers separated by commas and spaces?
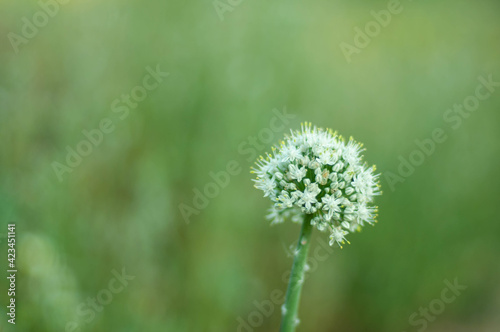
1, 0, 500, 331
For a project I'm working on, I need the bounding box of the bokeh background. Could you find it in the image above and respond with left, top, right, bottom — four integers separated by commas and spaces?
1, 0, 500, 331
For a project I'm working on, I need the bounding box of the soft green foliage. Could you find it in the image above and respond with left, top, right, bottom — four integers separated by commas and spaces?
1, 0, 500, 331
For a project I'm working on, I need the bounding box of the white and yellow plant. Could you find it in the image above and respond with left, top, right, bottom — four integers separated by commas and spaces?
252, 122, 381, 331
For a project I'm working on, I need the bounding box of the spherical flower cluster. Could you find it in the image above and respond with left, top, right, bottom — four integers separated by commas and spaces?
252, 123, 381, 247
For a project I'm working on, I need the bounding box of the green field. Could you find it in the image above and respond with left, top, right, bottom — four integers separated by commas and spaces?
1, 0, 500, 331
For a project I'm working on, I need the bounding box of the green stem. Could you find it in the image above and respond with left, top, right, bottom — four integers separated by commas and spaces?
280, 214, 314, 332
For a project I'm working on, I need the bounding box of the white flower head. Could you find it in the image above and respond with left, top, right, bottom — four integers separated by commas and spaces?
252, 122, 381, 247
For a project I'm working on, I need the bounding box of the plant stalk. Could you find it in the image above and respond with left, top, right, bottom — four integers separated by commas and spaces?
280, 214, 314, 332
